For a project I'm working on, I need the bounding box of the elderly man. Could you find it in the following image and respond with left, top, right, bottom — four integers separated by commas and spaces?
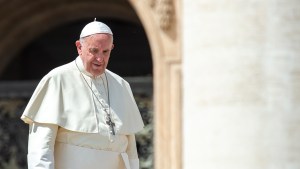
21, 19, 144, 169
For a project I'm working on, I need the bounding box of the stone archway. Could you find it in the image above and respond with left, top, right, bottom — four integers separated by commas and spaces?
129, 0, 182, 169
0, 0, 182, 169
0, 0, 140, 73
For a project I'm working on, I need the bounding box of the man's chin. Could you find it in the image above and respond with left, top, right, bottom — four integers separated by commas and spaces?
91, 70, 104, 76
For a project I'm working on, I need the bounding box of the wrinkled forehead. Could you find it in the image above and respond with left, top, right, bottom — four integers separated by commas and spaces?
81, 34, 113, 48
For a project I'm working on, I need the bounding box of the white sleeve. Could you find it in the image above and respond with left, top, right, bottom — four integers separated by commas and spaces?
126, 134, 140, 169
27, 122, 58, 169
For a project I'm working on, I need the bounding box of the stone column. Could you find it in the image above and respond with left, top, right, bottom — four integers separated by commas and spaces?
183, 0, 300, 168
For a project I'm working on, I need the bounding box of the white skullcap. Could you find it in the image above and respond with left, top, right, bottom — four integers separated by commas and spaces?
80, 18, 113, 38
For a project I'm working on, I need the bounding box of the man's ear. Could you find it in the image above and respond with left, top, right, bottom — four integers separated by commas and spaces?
75, 40, 81, 49
75, 40, 82, 55
111, 44, 114, 50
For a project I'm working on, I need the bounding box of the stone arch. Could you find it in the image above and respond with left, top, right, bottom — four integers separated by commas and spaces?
0, 0, 182, 169
0, 0, 140, 73
129, 1, 182, 169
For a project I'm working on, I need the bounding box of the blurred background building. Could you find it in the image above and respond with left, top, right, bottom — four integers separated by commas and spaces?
0, 0, 300, 169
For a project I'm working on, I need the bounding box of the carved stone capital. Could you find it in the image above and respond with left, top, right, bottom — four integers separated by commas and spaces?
157, 0, 174, 31
148, 0, 174, 32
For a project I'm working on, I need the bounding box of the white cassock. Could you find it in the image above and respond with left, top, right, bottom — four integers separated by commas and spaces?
21, 56, 144, 169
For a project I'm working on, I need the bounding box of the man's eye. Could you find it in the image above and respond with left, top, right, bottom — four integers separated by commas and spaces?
103, 50, 110, 54
89, 48, 98, 54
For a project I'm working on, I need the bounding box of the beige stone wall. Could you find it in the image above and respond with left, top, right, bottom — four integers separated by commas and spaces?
183, 0, 300, 168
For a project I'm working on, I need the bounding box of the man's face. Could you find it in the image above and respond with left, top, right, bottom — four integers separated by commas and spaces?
76, 33, 114, 76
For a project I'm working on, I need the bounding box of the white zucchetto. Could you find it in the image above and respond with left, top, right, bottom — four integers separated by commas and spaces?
80, 19, 113, 38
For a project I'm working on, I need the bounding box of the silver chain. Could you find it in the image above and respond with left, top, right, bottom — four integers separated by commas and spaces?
74, 60, 116, 135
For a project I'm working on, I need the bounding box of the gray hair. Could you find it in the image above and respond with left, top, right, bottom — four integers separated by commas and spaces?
79, 34, 113, 45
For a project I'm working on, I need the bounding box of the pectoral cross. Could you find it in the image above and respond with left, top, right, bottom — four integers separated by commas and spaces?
106, 116, 115, 135
104, 109, 115, 135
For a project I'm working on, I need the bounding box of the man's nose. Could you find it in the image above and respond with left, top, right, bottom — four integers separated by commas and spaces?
95, 54, 104, 61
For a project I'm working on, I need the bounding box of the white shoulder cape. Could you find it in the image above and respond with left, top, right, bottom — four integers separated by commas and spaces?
21, 58, 144, 134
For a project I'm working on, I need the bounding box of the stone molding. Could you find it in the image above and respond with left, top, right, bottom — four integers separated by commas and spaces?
130, 0, 182, 168
147, 0, 175, 32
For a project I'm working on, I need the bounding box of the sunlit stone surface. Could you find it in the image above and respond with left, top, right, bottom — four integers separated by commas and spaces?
183, 0, 300, 169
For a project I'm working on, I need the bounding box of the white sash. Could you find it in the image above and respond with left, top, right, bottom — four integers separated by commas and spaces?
54, 142, 130, 169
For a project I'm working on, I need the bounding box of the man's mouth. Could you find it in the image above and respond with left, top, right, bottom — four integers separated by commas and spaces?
93, 62, 101, 67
